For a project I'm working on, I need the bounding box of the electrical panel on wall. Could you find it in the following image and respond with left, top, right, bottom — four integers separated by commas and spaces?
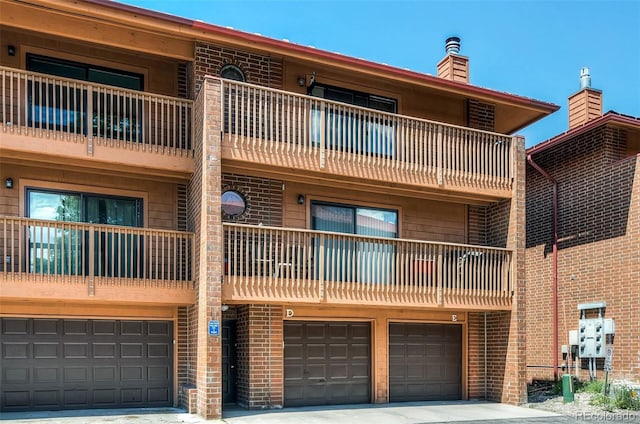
574, 301, 615, 359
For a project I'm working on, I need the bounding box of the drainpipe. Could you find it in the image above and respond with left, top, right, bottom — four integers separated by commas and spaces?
526, 154, 559, 381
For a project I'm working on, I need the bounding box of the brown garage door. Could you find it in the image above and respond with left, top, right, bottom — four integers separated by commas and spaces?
1, 318, 173, 412
389, 323, 461, 402
284, 321, 370, 407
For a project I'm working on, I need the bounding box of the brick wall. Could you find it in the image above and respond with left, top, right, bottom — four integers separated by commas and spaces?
194, 42, 283, 95
468, 100, 496, 132
236, 305, 284, 409
526, 125, 639, 383
183, 73, 206, 413
177, 306, 193, 408
467, 312, 485, 399
185, 76, 225, 419
467, 205, 487, 245
466, 137, 527, 404
222, 173, 283, 226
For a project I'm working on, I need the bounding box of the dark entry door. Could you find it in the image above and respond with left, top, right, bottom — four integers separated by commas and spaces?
222, 320, 237, 404
284, 321, 370, 407
1, 318, 173, 412
389, 322, 462, 402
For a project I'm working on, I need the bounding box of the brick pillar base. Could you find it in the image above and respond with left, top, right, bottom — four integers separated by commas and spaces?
237, 305, 283, 409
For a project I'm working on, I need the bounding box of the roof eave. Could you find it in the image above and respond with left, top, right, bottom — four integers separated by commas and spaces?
528, 112, 640, 155
80, 0, 558, 117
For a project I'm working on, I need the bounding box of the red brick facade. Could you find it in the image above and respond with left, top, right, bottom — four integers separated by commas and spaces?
468, 100, 496, 132
0, 2, 558, 420
222, 173, 283, 226
236, 305, 284, 409
526, 124, 640, 383
194, 42, 283, 94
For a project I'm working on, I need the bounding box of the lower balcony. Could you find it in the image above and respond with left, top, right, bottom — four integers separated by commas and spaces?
0, 217, 195, 305
222, 223, 513, 310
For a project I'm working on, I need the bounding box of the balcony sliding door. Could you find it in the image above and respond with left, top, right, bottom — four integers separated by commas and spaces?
311, 202, 397, 284
310, 83, 396, 157
26, 54, 143, 141
27, 189, 142, 278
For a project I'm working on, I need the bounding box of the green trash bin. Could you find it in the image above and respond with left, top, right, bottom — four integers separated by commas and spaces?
562, 374, 575, 402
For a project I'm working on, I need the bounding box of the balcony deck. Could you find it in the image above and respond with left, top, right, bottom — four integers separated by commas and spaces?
222, 223, 513, 310
220, 80, 516, 201
0, 66, 193, 178
0, 217, 195, 305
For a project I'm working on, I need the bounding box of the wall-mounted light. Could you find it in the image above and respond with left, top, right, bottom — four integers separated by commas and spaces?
297, 194, 305, 205
7, 45, 16, 57
297, 76, 306, 87
221, 304, 230, 312
5, 178, 13, 189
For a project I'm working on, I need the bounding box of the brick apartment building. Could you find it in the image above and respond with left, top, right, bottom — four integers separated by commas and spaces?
1, 0, 558, 419
526, 70, 640, 384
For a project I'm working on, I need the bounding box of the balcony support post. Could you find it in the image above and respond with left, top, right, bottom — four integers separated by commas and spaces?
88, 227, 95, 296
437, 126, 444, 186
437, 244, 443, 305
318, 235, 325, 301
87, 85, 94, 156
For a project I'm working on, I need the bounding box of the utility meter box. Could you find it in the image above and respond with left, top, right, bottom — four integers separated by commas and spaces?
579, 318, 605, 358
604, 318, 615, 335
569, 330, 578, 346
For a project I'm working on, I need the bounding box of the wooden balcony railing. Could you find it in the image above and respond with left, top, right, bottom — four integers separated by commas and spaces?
1, 217, 194, 290
223, 223, 513, 309
221, 80, 514, 193
1, 66, 193, 158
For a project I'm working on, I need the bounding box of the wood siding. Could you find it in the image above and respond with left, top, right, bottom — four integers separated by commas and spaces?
283, 181, 467, 243
1, 28, 183, 98
1, 163, 181, 230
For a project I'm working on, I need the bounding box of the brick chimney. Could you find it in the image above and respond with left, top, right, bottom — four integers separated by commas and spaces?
568, 67, 602, 129
437, 36, 469, 83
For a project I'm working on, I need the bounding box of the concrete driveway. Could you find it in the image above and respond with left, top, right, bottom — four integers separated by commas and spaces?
6, 401, 636, 423
0, 401, 564, 423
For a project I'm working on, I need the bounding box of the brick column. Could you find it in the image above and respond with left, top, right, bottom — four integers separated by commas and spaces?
237, 305, 284, 409
503, 135, 527, 404
192, 76, 224, 419
468, 136, 527, 404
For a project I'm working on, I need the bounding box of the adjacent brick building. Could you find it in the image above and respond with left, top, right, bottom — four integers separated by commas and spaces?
526, 70, 640, 384
1, 0, 559, 419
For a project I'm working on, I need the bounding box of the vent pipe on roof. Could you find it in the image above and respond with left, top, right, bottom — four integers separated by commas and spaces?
580, 67, 591, 89
568, 67, 602, 129
437, 36, 468, 83
445, 36, 461, 54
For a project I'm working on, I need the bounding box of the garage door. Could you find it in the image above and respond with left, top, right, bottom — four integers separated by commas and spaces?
1, 318, 173, 412
284, 321, 370, 407
389, 323, 461, 402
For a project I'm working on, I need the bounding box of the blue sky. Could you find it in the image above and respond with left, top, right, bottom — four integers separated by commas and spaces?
123, 0, 640, 147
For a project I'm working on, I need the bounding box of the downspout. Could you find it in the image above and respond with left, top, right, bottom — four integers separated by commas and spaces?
526, 154, 559, 381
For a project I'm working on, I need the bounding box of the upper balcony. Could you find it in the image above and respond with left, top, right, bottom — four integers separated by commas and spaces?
0, 66, 194, 178
0, 216, 195, 305
219, 79, 516, 201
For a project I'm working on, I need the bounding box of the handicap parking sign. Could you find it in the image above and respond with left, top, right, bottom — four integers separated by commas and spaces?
208, 320, 220, 336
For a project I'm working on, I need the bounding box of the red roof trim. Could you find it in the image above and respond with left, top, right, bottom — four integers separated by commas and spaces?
84, 0, 558, 113
527, 112, 640, 155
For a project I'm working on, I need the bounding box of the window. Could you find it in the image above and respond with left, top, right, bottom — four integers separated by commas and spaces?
27, 188, 143, 277
221, 190, 247, 217
26, 54, 144, 141
310, 83, 397, 157
220, 64, 245, 82
311, 201, 398, 284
